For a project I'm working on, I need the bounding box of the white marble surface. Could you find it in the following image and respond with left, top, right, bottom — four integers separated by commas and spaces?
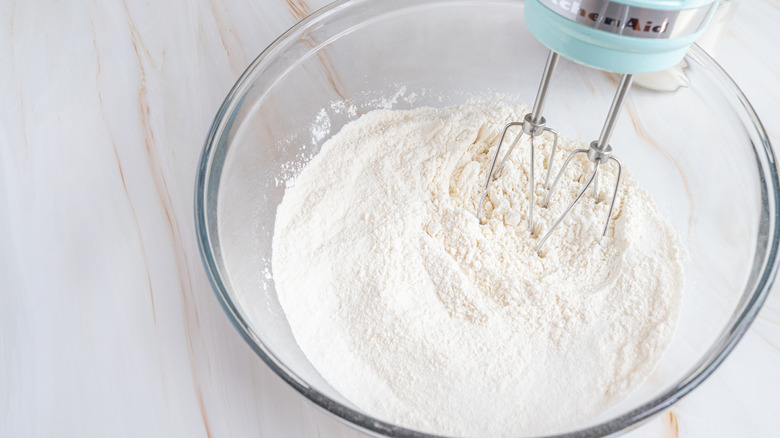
1, 1, 779, 437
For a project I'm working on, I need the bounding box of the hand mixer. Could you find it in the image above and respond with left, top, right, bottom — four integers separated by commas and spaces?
477, 0, 718, 251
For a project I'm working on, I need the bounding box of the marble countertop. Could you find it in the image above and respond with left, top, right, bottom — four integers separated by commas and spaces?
2, 1, 778, 437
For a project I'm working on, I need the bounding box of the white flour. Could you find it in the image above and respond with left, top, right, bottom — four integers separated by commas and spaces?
272, 103, 684, 436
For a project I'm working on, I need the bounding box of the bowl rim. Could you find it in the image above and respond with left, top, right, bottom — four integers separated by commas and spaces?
194, 0, 780, 436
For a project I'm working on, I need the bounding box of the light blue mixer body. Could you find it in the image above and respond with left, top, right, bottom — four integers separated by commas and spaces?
524, 0, 718, 73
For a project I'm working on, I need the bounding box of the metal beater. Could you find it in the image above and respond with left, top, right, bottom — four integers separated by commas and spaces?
477, 51, 561, 233
478, 0, 718, 251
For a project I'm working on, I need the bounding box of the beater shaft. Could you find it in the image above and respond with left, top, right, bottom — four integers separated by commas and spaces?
530, 51, 559, 123
597, 74, 633, 150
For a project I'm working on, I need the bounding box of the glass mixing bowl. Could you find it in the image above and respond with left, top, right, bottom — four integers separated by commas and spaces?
195, 0, 779, 436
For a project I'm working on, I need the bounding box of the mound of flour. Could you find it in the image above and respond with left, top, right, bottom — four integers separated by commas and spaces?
272, 103, 683, 436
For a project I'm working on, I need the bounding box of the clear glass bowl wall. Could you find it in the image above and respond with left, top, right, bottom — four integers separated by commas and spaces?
195, 0, 778, 436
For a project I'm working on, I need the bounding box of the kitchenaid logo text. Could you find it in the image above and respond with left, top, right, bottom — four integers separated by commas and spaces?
545, 0, 669, 34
